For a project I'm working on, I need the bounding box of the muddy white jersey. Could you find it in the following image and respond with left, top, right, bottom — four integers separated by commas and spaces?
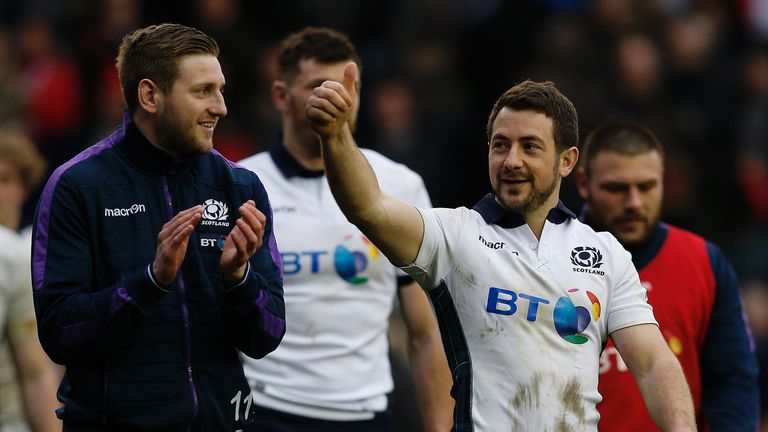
402, 194, 656, 431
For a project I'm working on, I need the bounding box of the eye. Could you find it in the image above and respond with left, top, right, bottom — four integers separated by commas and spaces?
638, 181, 657, 192
490, 140, 509, 150
601, 183, 628, 193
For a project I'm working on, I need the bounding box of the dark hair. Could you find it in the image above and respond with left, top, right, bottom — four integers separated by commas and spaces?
580, 122, 665, 176
276, 27, 361, 83
486, 80, 578, 153
0, 128, 47, 190
116, 23, 219, 112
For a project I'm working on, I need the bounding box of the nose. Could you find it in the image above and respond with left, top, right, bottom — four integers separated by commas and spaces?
503, 147, 524, 170
625, 187, 643, 210
210, 92, 227, 117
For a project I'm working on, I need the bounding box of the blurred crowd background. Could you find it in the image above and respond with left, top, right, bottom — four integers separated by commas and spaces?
0, 0, 767, 429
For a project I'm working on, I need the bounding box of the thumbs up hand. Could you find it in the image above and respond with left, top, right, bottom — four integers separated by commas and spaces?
306, 62, 358, 139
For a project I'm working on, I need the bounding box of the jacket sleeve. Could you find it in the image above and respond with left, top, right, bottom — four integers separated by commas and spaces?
218, 178, 285, 359
699, 242, 760, 430
32, 171, 168, 364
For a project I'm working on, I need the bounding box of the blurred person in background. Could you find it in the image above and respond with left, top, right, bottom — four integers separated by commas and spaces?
0, 128, 60, 432
0, 26, 25, 127
577, 122, 759, 431
238, 26, 453, 432
17, 15, 85, 171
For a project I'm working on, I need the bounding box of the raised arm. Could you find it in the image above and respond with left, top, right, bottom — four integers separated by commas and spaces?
306, 62, 423, 266
611, 323, 696, 431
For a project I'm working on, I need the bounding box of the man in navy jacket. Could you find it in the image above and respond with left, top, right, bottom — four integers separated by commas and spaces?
31, 23, 285, 431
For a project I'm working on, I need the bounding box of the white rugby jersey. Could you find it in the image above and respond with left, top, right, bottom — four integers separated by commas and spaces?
0, 226, 24, 349
238, 139, 431, 420
402, 194, 656, 431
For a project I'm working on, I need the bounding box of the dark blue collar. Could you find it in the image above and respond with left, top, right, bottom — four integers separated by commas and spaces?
269, 133, 325, 179
115, 111, 194, 177
579, 204, 667, 271
473, 193, 576, 229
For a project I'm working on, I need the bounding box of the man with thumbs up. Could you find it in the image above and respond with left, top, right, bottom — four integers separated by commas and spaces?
307, 66, 698, 431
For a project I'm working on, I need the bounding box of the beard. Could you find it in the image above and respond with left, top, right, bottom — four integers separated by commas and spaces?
155, 104, 209, 157
493, 163, 560, 215
608, 210, 658, 247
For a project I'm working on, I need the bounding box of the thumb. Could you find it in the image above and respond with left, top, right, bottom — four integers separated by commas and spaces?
342, 62, 357, 94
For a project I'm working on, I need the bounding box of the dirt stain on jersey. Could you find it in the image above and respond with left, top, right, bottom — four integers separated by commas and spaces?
511, 372, 542, 410
480, 320, 505, 340
558, 376, 586, 428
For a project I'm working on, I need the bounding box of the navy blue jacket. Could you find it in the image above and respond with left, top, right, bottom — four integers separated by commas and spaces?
32, 113, 285, 431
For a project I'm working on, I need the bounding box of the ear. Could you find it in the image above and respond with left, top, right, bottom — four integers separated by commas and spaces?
576, 166, 589, 200
138, 79, 160, 114
559, 146, 579, 177
270, 80, 288, 112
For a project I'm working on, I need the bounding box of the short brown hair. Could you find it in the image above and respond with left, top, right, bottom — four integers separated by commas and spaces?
0, 128, 47, 191
276, 27, 361, 84
486, 80, 578, 153
580, 122, 665, 176
116, 23, 219, 112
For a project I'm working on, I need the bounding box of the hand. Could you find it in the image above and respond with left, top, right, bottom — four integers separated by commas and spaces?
220, 200, 266, 285
152, 205, 203, 286
306, 62, 358, 139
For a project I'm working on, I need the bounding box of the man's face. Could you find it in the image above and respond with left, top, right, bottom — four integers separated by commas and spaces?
488, 108, 563, 216
0, 159, 26, 228
579, 150, 664, 247
278, 58, 360, 149
155, 54, 227, 156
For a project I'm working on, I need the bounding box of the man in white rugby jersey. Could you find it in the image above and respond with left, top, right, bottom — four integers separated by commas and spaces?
238, 27, 452, 432
306, 68, 697, 432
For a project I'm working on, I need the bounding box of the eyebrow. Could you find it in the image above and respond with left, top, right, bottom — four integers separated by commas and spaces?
599, 179, 658, 187
490, 134, 545, 144
519, 134, 545, 143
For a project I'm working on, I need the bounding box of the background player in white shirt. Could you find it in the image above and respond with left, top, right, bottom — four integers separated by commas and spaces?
0, 129, 60, 432
306, 65, 697, 431
238, 27, 452, 432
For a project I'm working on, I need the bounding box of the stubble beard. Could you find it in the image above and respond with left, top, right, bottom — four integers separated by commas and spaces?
156, 105, 210, 157
494, 164, 560, 216
608, 210, 659, 248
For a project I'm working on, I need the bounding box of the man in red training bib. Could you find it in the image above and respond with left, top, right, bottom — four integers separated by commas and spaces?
578, 122, 759, 431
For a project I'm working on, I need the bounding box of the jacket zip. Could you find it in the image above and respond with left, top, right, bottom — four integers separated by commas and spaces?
162, 177, 199, 428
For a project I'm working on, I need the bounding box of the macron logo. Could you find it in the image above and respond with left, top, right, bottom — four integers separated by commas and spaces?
104, 203, 146, 217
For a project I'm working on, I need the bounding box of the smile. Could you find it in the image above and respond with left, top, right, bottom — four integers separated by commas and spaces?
199, 121, 216, 131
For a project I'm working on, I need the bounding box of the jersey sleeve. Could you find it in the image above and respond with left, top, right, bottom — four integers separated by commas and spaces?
218, 177, 286, 360
32, 171, 169, 364
400, 207, 461, 291
699, 242, 759, 430
606, 246, 657, 334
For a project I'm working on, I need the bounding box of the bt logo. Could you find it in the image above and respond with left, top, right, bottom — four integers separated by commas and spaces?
281, 234, 380, 284
486, 287, 601, 344
200, 237, 225, 250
